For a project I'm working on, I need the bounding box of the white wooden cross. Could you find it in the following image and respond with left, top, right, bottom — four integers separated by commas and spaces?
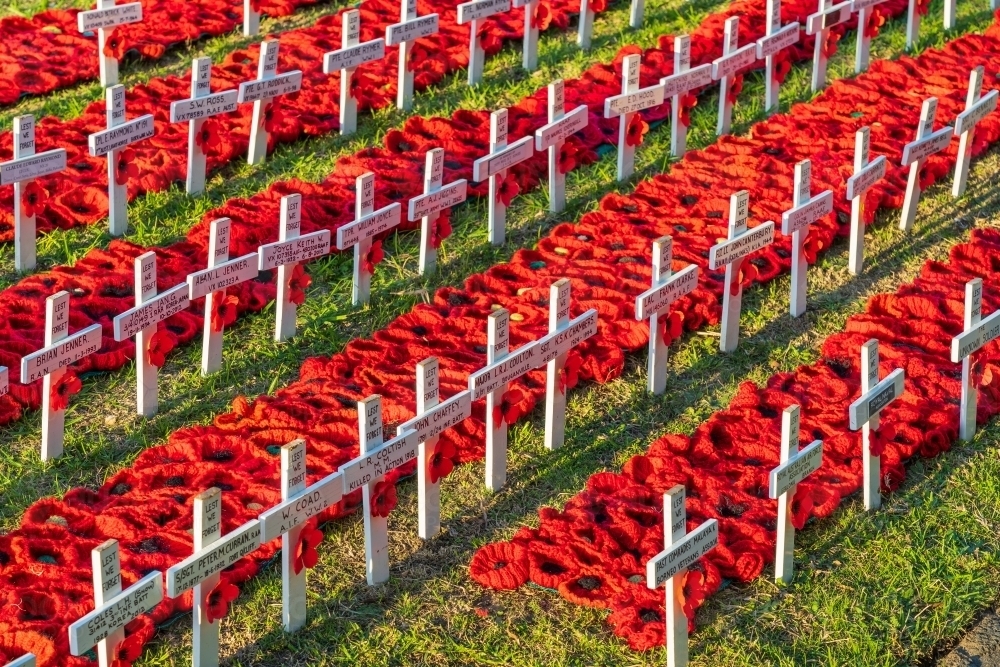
712, 17, 757, 136
335, 172, 403, 305
845, 127, 887, 275
112, 251, 190, 417
77, 0, 142, 87
768, 405, 823, 583
899, 97, 953, 232
244, 0, 260, 36
237, 40, 304, 165
258, 194, 331, 341
468, 309, 540, 491
473, 109, 534, 245
535, 280, 598, 450
386, 0, 440, 111
781, 160, 833, 317
905, 0, 921, 49
68, 540, 163, 666
258, 439, 344, 631
408, 149, 467, 275
0, 115, 67, 271
535, 80, 588, 213
577, 0, 595, 49
634, 237, 699, 394
951, 279, 1000, 441
457, 0, 511, 86
398, 358, 473, 538
848, 339, 905, 510
757, 0, 801, 112
604, 55, 665, 181
708, 191, 775, 352
630, 0, 645, 28
88, 85, 155, 237
342, 396, 421, 584
645, 486, 718, 667
661, 36, 712, 158
953, 67, 998, 198
3, 656, 34, 667
851, 0, 886, 73
186, 218, 259, 375
513, 0, 539, 71
806, 0, 851, 93
0, 367, 6, 401
169, 58, 238, 195
20, 291, 102, 461
323, 10, 386, 137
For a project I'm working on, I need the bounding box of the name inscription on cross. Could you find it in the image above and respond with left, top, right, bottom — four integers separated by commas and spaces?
166, 488, 261, 667
851, 0, 887, 72
468, 309, 540, 491
20, 291, 103, 461
88, 85, 155, 237
258, 194, 331, 341
781, 159, 833, 317
845, 127, 887, 275
806, 0, 851, 92
645, 485, 718, 667
386, 0, 440, 111
757, 0, 801, 111
661, 35, 712, 158
848, 339, 905, 510
712, 17, 757, 136
952, 67, 998, 197
604, 54, 665, 181
112, 251, 190, 417
77, 0, 143, 87
238, 40, 304, 165
457, 0, 511, 85
323, 10, 386, 136
899, 97, 953, 232
408, 148, 468, 275
951, 279, 1000, 441
186, 218, 260, 375
170, 58, 239, 195
397, 358, 473, 538
0, 114, 67, 271
535, 80, 589, 213
708, 190, 775, 352
336, 172, 403, 305
258, 439, 344, 631
634, 236, 699, 394
473, 108, 534, 245
769, 405, 823, 583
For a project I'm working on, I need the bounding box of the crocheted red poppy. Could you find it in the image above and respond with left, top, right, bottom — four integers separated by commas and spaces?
625, 114, 649, 148
660, 310, 684, 346
588, 0, 607, 12
730, 258, 758, 296
493, 388, 526, 426
868, 422, 896, 457
495, 173, 520, 207
431, 213, 453, 249
772, 49, 793, 84
147, 329, 177, 368
211, 293, 240, 333
916, 0, 930, 15
115, 148, 139, 187
823, 32, 841, 59
50, 372, 82, 412
110, 632, 143, 667
205, 581, 240, 624
288, 264, 311, 305
195, 119, 221, 154
558, 140, 581, 174
293, 520, 324, 575
263, 101, 283, 134
678, 94, 698, 127
532, 1, 552, 30
478, 26, 503, 55
103, 28, 127, 60
428, 439, 457, 483
468, 541, 529, 590
363, 240, 385, 275
865, 7, 886, 39
20, 181, 46, 219
559, 353, 582, 394
726, 74, 744, 105
371, 479, 398, 518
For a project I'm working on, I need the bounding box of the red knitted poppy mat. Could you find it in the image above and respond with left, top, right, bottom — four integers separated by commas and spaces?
0, 0, 329, 107
1, 21, 999, 665
0, 0, 915, 427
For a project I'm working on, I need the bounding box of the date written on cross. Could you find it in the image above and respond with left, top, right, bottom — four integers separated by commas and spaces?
113, 284, 190, 341
187, 254, 259, 299
68, 572, 162, 655
166, 521, 262, 595
646, 519, 719, 587
535, 310, 598, 364
468, 342, 540, 400
258, 231, 331, 270
259, 470, 344, 543
21, 325, 102, 383
341, 429, 421, 494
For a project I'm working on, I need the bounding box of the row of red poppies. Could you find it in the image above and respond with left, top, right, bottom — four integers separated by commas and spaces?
0, 16, 998, 664
0, 0, 329, 106
0, 0, 911, 429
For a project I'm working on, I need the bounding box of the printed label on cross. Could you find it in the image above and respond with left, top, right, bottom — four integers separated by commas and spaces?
605, 54, 658, 181
324, 10, 386, 136
806, 0, 849, 92
1, 114, 67, 271
409, 148, 468, 274
474, 109, 532, 245
646, 485, 717, 667
709, 191, 775, 352
900, 97, 953, 232
781, 160, 832, 317
634, 236, 699, 394
238, 40, 304, 165
846, 127, 887, 274
662, 35, 711, 158
536, 80, 589, 213
387, 0, 439, 110
848, 339, 904, 510
768, 406, 823, 583
78, 0, 142, 86
112, 252, 190, 417
953, 67, 997, 197
758, 0, 800, 111
457, 0, 511, 85
336, 172, 402, 305
951, 279, 1000, 441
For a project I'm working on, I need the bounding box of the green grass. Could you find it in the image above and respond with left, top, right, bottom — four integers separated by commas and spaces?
2, 0, 1000, 664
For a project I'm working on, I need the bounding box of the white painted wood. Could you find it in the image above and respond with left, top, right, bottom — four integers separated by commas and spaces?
238, 40, 303, 166
457, 0, 510, 84
68, 569, 162, 658
906, 0, 920, 49
515, 0, 540, 70
900, 98, 949, 232
415, 358, 442, 538
195, 219, 231, 375
487, 110, 509, 245
280, 439, 308, 631
3, 655, 35, 667
243, 0, 260, 36
846, 128, 886, 275
953, 68, 993, 198
708, 190, 764, 352
944, 0, 955, 29
103, 86, 131, 237
78, 0, 142, 87
762, 0, 782, 111
2, 116, 63, 272
852, 0, 886, 73
39, 291, 69, 461
357, 395, 390, 585
540, 82, 564, 212
629, 0, 645, 27
781, 160, 833, 317
714, 17, 746, 136
544, 280, 570, 450
577, 0, 595, 49
133, 252, 158, 416
616, 55, 641, 181
663, 36, 711, 158
0, 367, 7, 399
323, 11, 385, 136
336, 173, 403, 305
386, 0, 437, 111
409, 148, 467, 275
805, 0, 851, 92
481, 310, 510, 490
91, 539, 125, 666
950, 280, 1000, 441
